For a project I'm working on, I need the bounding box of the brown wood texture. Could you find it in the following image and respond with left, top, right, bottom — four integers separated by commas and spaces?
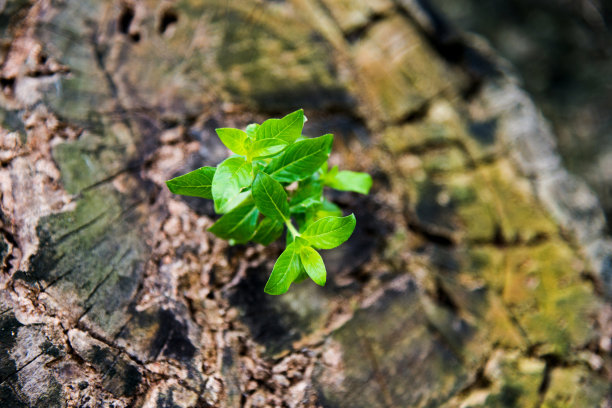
0, 0, 611, 406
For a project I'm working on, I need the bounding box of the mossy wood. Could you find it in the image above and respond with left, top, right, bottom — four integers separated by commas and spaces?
0, 0, 610, 407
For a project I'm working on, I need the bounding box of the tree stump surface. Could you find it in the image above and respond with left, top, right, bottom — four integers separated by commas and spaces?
0, 0, 611, 407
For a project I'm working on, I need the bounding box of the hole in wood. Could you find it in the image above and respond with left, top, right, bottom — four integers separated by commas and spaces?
159, 9, 178, 35
118, 6, 134, 35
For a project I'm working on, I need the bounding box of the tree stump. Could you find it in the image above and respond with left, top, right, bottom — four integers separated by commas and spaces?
1, 0, 611, 407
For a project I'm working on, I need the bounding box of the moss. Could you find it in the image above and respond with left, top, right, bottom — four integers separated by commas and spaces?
26, 140, 149, 336
465, 352, 547, 408
422, 147, 469, 174
0, 109, 26, 142
52, 130, 131, 195
214, 5, 347, 110
462, 238, 598, 357
351, 16, 454, 122
502, 241, 599, 356
383, 99, 500, 161
541, 366, 611, 408
318, 0, 394, 32
383, 122, 456, 154
447, 172, 497, 242
482, 294, 525, 349
487, 384, 522, 407
479, 161, 557, 243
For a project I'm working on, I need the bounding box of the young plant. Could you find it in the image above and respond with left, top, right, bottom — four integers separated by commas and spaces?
166, 109, 372, 295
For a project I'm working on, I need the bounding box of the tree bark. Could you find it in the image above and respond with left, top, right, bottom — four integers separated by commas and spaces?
0, 0, 611, 407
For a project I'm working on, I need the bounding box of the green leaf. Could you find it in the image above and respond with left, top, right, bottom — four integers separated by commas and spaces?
209, 197, 259, 242
290, 178, 323, 213
212, 156, 253, 213
302, 214, 356, 249
293, 269, 309, 284
222, 190, 252, 214
251, 217, 284, 245
325, 168, 372, 194
299, 246, 326, 286
294, 236, 309, 247
252, 172, 289, 222
216, 128, 248, 156
258, 109, 305, 144
293, 212, 307, 231
264, 242, 302, 295
246, 123, 259, 139
251, 160, 267, 173
165, 166, 215, 199
245, 138, 288, 159
320, 162, 329, 174
313, 199, 343, 221
265, 134, 333, 183
286, 228, 295, 245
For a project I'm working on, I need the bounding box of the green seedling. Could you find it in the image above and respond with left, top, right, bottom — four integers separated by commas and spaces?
166, 109, 372, 294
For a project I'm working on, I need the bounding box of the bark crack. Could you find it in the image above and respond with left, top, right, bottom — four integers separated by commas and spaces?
54, 210, 109, 245
78, 249, 133, 320
0, 352, 44, 385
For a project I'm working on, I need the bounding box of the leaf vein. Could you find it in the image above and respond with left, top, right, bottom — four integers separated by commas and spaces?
261, 176, 286, 221
268, 247, 297, 290
227, 206, 257, 235
269, 149, 322, 177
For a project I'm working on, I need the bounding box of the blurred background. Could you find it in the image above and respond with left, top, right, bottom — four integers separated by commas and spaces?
431, 0, 612, 228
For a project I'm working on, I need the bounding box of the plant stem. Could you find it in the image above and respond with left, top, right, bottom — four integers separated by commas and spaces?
285, 219, 300, 238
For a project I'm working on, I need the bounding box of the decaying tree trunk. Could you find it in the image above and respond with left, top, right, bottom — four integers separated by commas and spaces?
1, 0, 611, 406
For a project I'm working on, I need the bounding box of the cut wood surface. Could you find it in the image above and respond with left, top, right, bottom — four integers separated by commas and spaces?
0, 0, 611, 407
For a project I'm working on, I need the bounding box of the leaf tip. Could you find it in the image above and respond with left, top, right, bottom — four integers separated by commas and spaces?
347, 213, 357, 232
165, 179, 176, 193
263, 283, 286, 295
364, 178, 373, 194
322, 133, 334, 153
